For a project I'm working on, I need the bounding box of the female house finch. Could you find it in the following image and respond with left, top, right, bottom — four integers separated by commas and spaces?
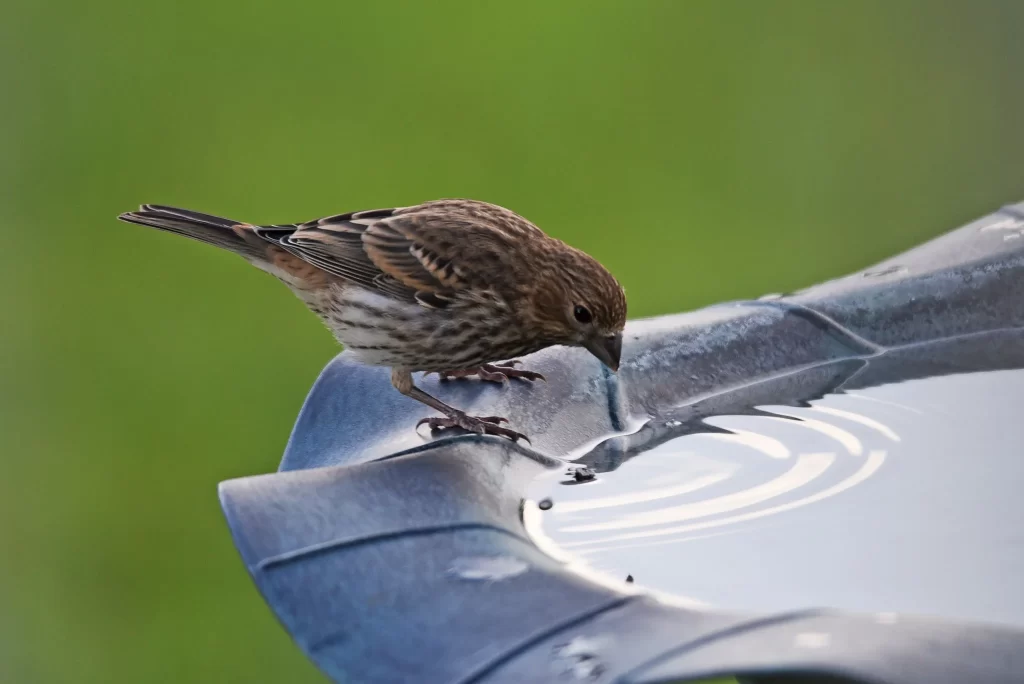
119, 199, 626, 441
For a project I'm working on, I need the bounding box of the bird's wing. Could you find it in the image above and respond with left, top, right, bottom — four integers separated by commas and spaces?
363, 201, 545, 297
254, 200, 544, 308
252, 208, 416, 302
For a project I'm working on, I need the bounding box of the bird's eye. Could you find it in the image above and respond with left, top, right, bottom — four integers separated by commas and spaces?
573, 305, 593, 324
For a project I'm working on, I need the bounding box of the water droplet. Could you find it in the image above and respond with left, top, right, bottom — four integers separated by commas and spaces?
448, 556, 528, 581
572, 466, 596, 482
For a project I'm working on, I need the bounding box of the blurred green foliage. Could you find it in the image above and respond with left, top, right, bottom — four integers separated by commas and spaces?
1, 1, 1022, 682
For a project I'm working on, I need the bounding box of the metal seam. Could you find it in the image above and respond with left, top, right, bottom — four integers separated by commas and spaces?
617, 608, 827, 683
253, 522, 526, 572
456, 596, 636, 684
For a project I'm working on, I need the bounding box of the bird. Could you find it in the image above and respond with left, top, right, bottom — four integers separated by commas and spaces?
118, 199, 627, 441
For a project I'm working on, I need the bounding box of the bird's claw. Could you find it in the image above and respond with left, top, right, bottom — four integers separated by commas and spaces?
417, 413, 529, 442
435, 361, 546, 384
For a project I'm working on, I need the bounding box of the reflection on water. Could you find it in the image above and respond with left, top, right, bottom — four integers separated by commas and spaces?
525, 361, 1024, 627
533, 395, 895, 549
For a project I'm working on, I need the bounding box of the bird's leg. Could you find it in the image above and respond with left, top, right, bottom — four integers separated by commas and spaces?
434, 360, 546, 384
391, 369, 528, 442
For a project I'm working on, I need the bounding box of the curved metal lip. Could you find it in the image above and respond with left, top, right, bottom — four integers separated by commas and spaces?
220, 201, 1024, 684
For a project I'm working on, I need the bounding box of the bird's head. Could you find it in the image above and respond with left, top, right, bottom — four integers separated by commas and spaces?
523, 244, 627, 371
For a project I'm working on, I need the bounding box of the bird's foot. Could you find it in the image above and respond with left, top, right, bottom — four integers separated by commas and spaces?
417, 411, 529, 442
435, 361, 546, 384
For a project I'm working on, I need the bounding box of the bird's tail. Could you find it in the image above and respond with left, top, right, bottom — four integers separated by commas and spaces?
118, 205, 267, 260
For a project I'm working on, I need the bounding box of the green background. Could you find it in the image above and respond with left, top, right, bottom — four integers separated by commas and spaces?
2, 2, 1022, 682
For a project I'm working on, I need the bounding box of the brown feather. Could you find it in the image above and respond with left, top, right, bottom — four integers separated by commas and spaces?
121, 198, 626, 350
120, 198, 628, 440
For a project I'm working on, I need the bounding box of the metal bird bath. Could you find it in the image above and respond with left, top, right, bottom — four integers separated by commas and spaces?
219, 202, 1024, 683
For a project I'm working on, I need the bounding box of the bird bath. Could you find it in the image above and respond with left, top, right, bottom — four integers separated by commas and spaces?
220, 201, 1024, 683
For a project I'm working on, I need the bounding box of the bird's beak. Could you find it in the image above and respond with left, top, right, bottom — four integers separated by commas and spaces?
583, 333, 622, 372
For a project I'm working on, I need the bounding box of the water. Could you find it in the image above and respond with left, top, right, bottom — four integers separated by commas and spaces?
525, 368, 1024, 627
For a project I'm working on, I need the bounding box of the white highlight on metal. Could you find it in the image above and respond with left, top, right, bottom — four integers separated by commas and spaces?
524, 502, 576, 564
553, 469, 735, 514
559, 453, 834, 533
698, 429, 791, 459
448, 556, 529, 581
980, 216, 1024, 232
794, 632, 831, 649
808, 405, 901, 442
875, 612, 900, 625
448, 552, 528, 581
561, 450, 887, 548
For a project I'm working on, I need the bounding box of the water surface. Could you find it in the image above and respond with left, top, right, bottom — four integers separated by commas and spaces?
527, 367, 1024, 627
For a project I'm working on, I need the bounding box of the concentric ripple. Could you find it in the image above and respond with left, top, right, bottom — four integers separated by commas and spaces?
524, 369, 1024, 627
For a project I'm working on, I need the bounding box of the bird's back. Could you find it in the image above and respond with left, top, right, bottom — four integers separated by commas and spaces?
257, 199, 555, 370
119, 199, 589, 371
